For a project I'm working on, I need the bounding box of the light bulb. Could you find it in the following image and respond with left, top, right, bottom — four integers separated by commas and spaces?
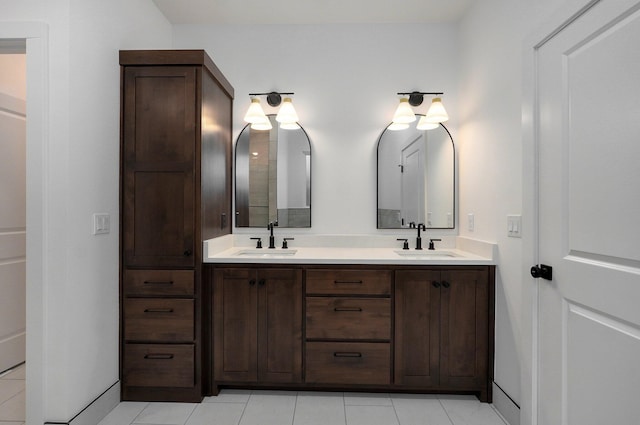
425, 97, 449, 123
416, 115, 440, 130
250, 115, 273, 131
276, 98, 299, 123
244, 98, 268, 123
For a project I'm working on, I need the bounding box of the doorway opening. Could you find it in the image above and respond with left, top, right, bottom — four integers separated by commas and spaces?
0, 41, 26, 423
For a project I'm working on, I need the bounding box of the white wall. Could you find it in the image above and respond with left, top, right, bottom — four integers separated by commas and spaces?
173, 23, 460, 235
457, 0, 579, 416
2, 0, 172, 422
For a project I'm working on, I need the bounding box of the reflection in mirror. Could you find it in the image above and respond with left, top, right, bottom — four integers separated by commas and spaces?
235, 115, 311, 228
377, 117, 455, 229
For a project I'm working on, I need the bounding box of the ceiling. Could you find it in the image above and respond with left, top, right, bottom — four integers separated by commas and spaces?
152, 0, 477, 25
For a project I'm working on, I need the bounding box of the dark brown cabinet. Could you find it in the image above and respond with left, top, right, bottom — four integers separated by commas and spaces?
207, 264, 494, 401
305, 269, 392, 386
212, 267, 303, 388
119, 50, 233, 402
395, 267, 494, 402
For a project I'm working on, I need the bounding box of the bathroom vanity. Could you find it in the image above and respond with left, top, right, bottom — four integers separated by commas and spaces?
204, 238, 496, 402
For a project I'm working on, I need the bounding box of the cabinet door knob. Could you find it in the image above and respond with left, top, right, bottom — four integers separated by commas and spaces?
432, 281, 441, 288
249, 279, 256, 286
441, 281, 450, 288
183, 249, 192, 257
258, 279, 266, 286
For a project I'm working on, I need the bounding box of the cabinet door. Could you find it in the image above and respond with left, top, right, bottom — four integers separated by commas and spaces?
201, 71, 232, 239
213, 268, 258, 382
439, 269, 488, 389
394, 270, 440, 386
122, 66, 196, 267
258, 269, 303, 383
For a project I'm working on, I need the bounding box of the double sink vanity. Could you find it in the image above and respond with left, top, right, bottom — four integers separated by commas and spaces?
118, 50, 496, 406
204, 235, 496, 402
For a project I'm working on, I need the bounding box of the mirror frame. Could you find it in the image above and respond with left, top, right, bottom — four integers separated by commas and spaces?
234, 114, 312, 228
376, 119, 456, 229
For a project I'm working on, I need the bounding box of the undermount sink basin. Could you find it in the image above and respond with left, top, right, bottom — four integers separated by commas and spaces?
393, 249, 459, 258
235, 249, 298, 257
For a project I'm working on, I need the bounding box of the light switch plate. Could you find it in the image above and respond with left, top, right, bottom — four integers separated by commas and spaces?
93, 213, 110, 235
507, 214, 522, 238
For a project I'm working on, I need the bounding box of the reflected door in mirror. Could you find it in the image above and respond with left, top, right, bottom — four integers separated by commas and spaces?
377, 119, 455, 229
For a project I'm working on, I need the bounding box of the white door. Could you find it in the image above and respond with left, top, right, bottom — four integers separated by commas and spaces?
401, 136, 425, 226
534, 1, 640, 424
0, 91, 27, 373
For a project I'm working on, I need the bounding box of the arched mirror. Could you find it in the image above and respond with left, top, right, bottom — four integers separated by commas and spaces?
235, 115, 311, 227
377, 117, 455, 229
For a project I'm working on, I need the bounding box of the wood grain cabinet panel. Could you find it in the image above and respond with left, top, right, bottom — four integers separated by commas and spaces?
306, 269, 391, 295
306, 297, 390, 340
395, 267, 493, 402
124, 298, 194, 342
306, 342, 390, 385
123, 344, 194, 388
119, 50, 234, 402
213, 267, 303, 386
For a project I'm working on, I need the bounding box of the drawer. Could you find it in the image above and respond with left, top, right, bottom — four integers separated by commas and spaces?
306, 297, 390, 340
124, 299, 194, 342
305, 270, 391, 295
123, 343, 195, 388
305, 341, 390, 385
124, 269, 194, 296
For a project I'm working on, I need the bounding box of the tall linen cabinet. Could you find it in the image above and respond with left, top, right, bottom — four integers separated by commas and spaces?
119, 50, 233, 402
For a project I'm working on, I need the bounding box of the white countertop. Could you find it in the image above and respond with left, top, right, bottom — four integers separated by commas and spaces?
204, 234, 496, 266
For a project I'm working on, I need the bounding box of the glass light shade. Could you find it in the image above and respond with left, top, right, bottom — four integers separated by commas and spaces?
250, 116, 273, 131
276, 98, 299, 123
416, 115, 440, 130
280, 122, 300, 130
388, 122, 410, 131
425, 97, 449, 123
244, 98, 268, 123
392, 98, 416, 124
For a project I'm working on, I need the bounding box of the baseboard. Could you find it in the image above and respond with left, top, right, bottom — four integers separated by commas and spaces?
0, 332, 26, 374
45, 381, 120, 425
492, 382, 520, 425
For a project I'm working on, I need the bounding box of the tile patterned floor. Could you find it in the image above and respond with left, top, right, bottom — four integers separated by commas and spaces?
99, 390, 509, 425
0, 366, 509, 425
0, 363, 25, 425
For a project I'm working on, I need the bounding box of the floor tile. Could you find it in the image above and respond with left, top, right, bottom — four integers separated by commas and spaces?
345, 405, 399, 425
344, 392, 392, 406
203, 389, 252, 403
97, 402, 148, 425
0, 380, 25, 405
438, 395, 506, 425
185, 402, 245, 425
0, 422, 23, 425
294, 392, 346, 425
391, 393, 453, 425
133, 402, 197, 425
239, 390, 297, 425
0, 391, 25, 422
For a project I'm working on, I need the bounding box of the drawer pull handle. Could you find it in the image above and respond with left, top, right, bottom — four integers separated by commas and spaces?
143, 280, 174, 286
334, 307, 362, 312
143, 308, 174, 313
334, 280, 363, 284
144, 353, 174, 360
334, 352, 362, 358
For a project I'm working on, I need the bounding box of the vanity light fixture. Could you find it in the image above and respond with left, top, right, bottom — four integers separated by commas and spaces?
245, 91, 299, 130
391, 91, 448, 130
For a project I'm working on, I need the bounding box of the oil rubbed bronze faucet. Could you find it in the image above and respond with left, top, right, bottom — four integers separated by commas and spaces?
415, 223, 426, 250
267, 221, 278, 249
